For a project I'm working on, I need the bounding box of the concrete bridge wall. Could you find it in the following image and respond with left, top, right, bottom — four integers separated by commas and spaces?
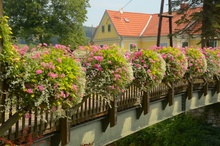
34, 89, 220, 146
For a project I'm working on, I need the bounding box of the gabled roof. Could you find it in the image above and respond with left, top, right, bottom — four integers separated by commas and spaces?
106, 10, 151, 37
142, 7, 202, 37
104, 7, 202, 38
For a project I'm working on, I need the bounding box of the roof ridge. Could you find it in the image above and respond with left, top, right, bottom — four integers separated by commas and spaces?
107, 9, 151, 15
139, 15, 153, 37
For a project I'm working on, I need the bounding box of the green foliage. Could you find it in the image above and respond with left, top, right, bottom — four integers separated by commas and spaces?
116, 114, 220, 146
172, 0, 220, 47
3, 0, 90, 49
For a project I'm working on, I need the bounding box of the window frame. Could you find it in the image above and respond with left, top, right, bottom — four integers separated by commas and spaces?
108, 24, 111, 32
160, 42, 168, 47
102, 25, 105, 33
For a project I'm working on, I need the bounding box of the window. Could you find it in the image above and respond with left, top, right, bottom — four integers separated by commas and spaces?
129, 43, 137, 51
182, 42, 189, 48
208, 40, 218, 48
160, 43, 167, 47
108, 24, 111, 32
102, 25, 105, 33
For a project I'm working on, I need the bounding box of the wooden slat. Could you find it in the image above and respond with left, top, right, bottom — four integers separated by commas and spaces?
1, 77, 219, 143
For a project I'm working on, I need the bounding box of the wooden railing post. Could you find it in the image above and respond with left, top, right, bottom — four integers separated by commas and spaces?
187, 80, 193, 99
215, 77, 220, 94
60, 111, 70, 146
136, 91, 150, 119
203, 81, 208, 96
109, 97, 117, 127
102, 96, 117, 131
168, 82, 174, 106
142, 91, 150, 115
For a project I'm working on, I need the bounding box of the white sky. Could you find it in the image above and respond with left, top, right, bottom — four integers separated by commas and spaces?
84, 0, 169, 27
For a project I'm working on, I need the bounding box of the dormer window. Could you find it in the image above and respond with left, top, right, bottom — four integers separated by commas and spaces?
108, 24, 111, 32
102, 25, 105, 33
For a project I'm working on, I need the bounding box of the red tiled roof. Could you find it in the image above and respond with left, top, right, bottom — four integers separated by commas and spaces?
107, 10, 151, 37
142, 7, 202, 37
106, 7, 202, 37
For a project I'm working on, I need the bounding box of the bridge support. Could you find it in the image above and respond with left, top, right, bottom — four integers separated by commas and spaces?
168, 82, 174, 106
216, 77, 220, 93
187, 80, 193, 99
203, 82, 208, 96
136, 91, 150, 119
102, 97, 117, 132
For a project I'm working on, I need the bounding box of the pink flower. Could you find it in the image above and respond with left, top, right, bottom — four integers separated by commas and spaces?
48, 72, 58, 78
54, 83, 58, 89
31, 48, 36, 52
32, 52, 41, 59
44, 51, 49, 55
41, 62, 47, 68
36, 70, 43, 74
60, 73, 65, 78
72, 84, 78, 93
57, 58, 62, 63
110, 86, 115, 89
86, 63, 91, 66
94, 64, 100, 68
26, 89, 33, 93
114, 74, 121, 79
38, 85, 44, 91
43, 43, 48, 46
48, 62, 55, 70
98, 67, 102, 71
94, 56, 103, 62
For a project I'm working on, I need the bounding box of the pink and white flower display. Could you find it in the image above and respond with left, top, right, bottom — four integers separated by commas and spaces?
1, 43, 86, 112
203, 47, 220, 79
157, 47, 188, 82
77, 44, 133, 99
131, 49, 166, 91
184, 48, 207, 79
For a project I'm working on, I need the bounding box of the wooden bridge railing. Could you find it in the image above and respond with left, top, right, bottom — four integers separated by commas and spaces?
0, 78, 219, 144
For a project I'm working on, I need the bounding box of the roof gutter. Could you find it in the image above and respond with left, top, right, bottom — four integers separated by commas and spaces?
139, 15, 152, 37
120, 36, 124, 48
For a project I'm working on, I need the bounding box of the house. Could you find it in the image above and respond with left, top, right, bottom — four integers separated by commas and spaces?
92, 8, 219, 50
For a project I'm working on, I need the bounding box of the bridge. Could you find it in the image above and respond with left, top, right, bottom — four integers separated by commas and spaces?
1, 78, 220, 146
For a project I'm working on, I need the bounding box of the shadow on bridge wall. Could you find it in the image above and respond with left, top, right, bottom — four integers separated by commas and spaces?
34, 88, 220, 146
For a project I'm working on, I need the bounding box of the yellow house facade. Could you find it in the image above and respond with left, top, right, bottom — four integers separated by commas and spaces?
92, 9, 219, 50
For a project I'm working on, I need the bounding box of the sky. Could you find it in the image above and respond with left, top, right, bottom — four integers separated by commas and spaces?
84, 0, 169, 27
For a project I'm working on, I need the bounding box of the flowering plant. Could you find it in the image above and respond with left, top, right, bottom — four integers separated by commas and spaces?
76, 44, 133, 100
184, 48, 207, 79
0, 43, 85, 112
131, 49, 166, 91
157, 47, 188, 82
203, 47, 220, 79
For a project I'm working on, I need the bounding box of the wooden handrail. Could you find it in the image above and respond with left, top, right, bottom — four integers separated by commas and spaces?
0, 78, 217, 144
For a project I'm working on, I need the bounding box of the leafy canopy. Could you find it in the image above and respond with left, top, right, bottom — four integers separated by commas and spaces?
3, 0, 90, 49
172, 0, 220, 47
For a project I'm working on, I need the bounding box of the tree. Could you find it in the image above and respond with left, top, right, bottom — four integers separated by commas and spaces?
172, 0, 220, 47
3, 0, 90, 49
